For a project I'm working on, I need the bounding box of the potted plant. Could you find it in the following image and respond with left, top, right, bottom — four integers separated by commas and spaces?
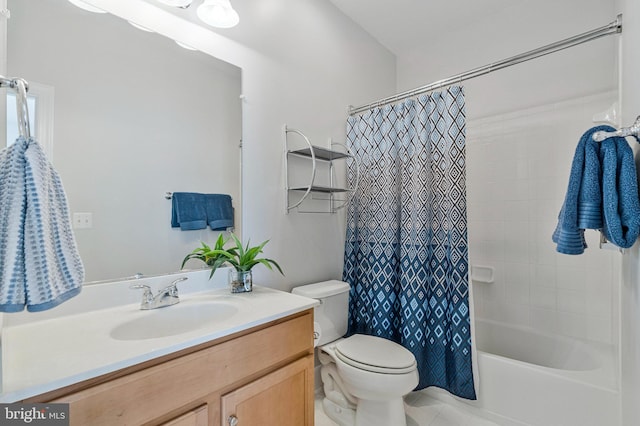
181, 233, 283, 293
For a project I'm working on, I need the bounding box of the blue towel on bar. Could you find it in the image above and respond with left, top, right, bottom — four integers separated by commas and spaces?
171, 192, 233, 231
0, 137, 84, 312
171, 192, 208, 230
600, 135, 640, 248
205, 194, 234, 231
552, 127, 603, 254
553, 126, 640, 254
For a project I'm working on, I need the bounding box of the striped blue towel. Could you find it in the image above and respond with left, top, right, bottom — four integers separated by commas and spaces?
0, 137, 84, 312
0, 138, 28, 311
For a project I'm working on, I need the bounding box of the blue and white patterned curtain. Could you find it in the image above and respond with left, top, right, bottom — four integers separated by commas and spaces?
343, 86, 475, 400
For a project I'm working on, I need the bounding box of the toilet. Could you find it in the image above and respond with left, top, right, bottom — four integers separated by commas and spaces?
292, 280, 419, 426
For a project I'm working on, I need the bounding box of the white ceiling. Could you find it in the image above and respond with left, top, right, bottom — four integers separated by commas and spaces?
327, 0, 525, 56
141, 0, 536, 62
142, 0, 529, 59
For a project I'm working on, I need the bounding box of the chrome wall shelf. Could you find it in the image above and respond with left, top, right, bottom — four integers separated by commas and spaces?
289, 185, 352, 193
284, 125, 358, 213
288, 146, 351, 161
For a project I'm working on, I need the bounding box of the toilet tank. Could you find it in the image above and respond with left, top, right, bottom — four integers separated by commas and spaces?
292, 280, 350, 346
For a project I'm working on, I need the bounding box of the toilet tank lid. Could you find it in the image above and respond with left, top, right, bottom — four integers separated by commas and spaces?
291, 280, 350, 299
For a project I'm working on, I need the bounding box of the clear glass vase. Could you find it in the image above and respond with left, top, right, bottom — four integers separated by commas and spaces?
229, 269, 252, 293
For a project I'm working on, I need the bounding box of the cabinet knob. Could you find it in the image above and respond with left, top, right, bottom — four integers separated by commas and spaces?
228, 415, 239, 426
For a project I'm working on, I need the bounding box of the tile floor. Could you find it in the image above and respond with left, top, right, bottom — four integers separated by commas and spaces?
315, 390, 499, 426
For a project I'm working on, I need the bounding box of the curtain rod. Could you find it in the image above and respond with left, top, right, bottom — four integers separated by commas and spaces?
349, 14, 623, 116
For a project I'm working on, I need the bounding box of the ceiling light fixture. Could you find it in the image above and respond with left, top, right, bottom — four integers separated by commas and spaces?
67, 0, 107, 13
155, 0, 193, 8
197, 0, 239, 28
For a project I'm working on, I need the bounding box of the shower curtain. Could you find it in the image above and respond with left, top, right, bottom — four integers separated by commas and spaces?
342, 86, 476, 399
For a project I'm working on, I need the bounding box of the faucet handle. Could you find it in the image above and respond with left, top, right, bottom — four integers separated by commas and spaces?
130, 284, 154, 309
171, 277, 188, 286
164, 277, 188, 294
130, 283, 151, 291
130, 284, 153, 299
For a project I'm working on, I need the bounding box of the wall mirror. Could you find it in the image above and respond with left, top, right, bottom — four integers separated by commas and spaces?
5, 0, 242, 283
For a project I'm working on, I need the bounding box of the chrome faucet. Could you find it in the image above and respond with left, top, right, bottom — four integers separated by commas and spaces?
130, 277, 188, 310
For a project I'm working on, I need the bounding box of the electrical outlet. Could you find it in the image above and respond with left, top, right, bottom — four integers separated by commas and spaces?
73, 212, 93, 229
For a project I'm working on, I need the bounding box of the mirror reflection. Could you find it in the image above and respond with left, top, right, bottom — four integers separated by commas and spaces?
6, 0, 242, 283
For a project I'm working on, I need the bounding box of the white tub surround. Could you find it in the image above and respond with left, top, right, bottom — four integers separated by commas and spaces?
0, 269, 318, 402
426, 319, 619, 426
475, 319, 610, 374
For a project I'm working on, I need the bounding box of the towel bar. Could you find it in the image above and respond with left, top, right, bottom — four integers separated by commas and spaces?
592, 115, 640, 142
1, 75, 31, 139
165, 192, 233, 202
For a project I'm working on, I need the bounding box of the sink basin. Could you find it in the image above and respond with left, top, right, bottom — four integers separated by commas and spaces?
110, 301, 238, 341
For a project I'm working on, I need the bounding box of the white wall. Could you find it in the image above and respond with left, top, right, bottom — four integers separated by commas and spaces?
397, 0, 618, 120
0, 0, 5, 139
82, 0, 396, 290
618, 0, 640, 423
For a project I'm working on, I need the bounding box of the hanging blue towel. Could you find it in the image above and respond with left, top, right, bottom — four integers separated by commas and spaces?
0, 137, 84, 312
171, 192, 208, 230
171, 192, 234, 231
204, 194, 234, 231
0, 139, 28, 312
600, 135, 640, 248
553, 126, 640, 254
552, 126, 603, 254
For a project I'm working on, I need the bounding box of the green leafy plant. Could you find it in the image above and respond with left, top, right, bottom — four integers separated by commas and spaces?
181, 233, 284, 279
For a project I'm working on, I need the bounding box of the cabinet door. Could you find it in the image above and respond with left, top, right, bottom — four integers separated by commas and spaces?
161, 405, 208, 426
221, 355, 314, 426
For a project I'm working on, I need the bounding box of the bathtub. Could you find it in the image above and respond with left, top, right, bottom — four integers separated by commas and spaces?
422, 319, 620, 426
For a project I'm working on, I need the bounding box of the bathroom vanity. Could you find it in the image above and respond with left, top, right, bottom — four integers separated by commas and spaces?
27, 310, 313, 425
1, 272, 317, 426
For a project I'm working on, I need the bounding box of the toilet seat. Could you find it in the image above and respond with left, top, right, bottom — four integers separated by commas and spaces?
334, 334, 417, 374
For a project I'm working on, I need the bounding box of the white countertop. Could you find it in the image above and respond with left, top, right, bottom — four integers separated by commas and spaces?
0, 272, 317, 402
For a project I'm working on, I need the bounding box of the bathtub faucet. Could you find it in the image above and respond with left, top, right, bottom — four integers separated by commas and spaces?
130, 277, 188, 310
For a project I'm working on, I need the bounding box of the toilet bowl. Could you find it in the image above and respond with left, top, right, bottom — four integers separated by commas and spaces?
320, 335, 419, 426
291, 280, 419, 426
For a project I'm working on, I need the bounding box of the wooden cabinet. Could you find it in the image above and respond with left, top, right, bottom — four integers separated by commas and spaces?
221, 357, 313, 426
25, 310, 315, 426
162, 405, 208, 426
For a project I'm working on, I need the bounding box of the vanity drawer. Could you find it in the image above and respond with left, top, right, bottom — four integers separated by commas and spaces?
45, 310, 314, 426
